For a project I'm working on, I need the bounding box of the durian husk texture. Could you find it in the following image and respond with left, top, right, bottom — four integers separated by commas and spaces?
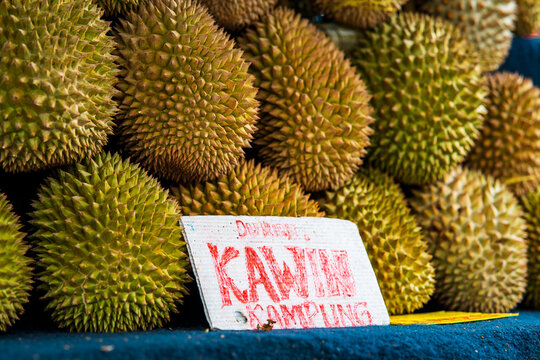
353, 12, 486, 185
315, 0, 407, 29
116, 0, 259, 183
422, 0, 517, 72
516, 0, 540, 35
0, 193, 32, 331
0, 0, 117, 173
172, 160, 323, 217
467, 72, 540, 196
238, 7, 374, 192
411, 167, 528, 313
32, 153, 191, 332
200, 0, 278, 31
521, 187, 540, 309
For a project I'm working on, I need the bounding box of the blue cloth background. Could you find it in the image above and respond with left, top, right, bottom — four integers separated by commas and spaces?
0, 312, 538, 360
500, 36, 540, 86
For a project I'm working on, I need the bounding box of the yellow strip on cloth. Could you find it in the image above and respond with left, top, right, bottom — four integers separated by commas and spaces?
390, 311, 519, 325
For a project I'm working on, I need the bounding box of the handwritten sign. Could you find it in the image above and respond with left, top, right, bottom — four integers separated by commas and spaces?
181, 216, 390, 330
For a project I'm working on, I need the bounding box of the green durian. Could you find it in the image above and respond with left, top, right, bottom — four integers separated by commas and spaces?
116, 0, 259, 183
422, 0, 517, 72
95, 0, 146, 16
315, 0, 407, 28
516, 0, 540, 36
201, 0, 278, 31
0, 0, 117, 173
172, 160, 323, 216
319, 168, 435, 315
32, 153, 190, 332
411, 167, 528, 313
0, 193, 32, 331
353, 13, 486, 185
467, 72, 540, 196
521, 187, 540, 309
238, 7, 374, 192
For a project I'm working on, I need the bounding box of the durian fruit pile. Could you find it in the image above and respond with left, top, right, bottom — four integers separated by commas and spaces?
0, 0, 538, 333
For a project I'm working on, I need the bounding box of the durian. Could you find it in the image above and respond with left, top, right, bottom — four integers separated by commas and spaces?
410, 167, 528, 313
315, 0, 407, 29
521, 187, 540, 309
32, 153, 190, 332
516, 0, 540, 35
422, 0, 517, 72
116, 0, 259, 183
353, 13, 485, 185
0, 193, 32, 331
0, 0, 117, 173
467, 72, 540, 196
200, 0, 278, 31
319, 168, 435, 315
238, 7, 374, 192
172, 160, 323, 216
95, 0, 146, 16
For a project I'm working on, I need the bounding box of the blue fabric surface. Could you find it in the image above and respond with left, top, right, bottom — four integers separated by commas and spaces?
0, 311, 538, 360
500, 36, 540, 86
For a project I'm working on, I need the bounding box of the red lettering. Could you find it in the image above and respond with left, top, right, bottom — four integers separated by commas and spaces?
245, 247, 280, 303
285, 224, 297, 240
271, 224, 281, 238
337, 304, 356, 326
307, 249, 325, 297
319, 304, 341, 327
319, 250, 356, 297
207, 243, 248, 307
279, 304, 309, 328
261, 221, 273, 237
260, 246, 309, 300
246, 223, 260, 237
236, 220, 247, 237
246, 304, 264, 329
303, 301, 319, 327
353, 302, 373, 325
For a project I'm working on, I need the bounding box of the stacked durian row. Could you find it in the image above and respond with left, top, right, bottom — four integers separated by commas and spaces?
0, 0, 539, 333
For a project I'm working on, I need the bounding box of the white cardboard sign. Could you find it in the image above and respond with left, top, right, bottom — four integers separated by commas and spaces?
180, 216, 389, 330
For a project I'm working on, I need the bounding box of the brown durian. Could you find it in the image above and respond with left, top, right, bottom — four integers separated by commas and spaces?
116, 0, 259, 183
238, 7, 373, 192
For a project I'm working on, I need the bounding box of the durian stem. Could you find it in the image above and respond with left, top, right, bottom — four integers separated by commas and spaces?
505, 175, 538, 185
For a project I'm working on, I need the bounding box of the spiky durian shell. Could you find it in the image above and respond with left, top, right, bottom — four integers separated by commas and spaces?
315, 0, 406, 29
467, 73, 540, 196
172, 160, 323, 216
238, 7, 373, 192
422, 0, 517, 72
318, 169, 435, 315
0, 0, 117, 173
353, 13, 485, 185
95, 0, 147, 16
521, 187, 540, 309
516, 0, 540, 35
201, 0, 278, 31
32, 153, 190, 333
116, 0, 259, 183
0, 194, 32, 331
410, 167, 528, 313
